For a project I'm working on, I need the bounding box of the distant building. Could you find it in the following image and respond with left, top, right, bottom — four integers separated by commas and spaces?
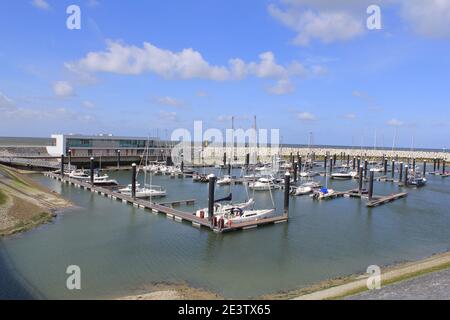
46, 134, 175, 158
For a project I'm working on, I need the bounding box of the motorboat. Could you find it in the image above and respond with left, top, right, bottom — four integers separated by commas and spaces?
407, 176, 427, 187
248, 176, 279, 191
312, 188, 335, 200
67, 170, 90, 180
217, 175, 232, 185
302, 181, 322, 189
300, 171, 319, 178
295, 186, 312, 195
93, 174, 118, 186
193, 172, 209, 183
331, 171, 353, 180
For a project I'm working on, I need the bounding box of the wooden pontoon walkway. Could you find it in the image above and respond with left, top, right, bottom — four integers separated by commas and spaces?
44, 172, 288, 233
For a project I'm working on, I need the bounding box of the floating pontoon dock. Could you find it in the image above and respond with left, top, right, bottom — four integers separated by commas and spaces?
44, 172, 288, 233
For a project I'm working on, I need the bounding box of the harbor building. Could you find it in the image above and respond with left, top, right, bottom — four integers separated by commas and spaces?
46, 134, 175, 158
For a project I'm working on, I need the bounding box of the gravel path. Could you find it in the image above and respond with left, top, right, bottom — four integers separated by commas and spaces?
348, 267, 450, 300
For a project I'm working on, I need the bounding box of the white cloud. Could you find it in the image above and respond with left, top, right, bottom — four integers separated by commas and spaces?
297, 112, 317, 121
31, 0, 50, 10
267, 78, 294, 95
87, 0, 100, 7
196, 90, 208, 97
159, 110, 177, 121
387, 118, 403, 127
66, 40, 326, 94
53, 81, 75, 97
400, 0, 450, 38
268, 3, 364, 45
0, 92, 16, 110
82, 100, 95, 108
153, 96, 184, 108
343, 113, 357, 119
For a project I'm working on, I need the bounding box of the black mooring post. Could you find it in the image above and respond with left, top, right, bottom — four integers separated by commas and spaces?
227, 163, 231, 176
364, 160, 368, 179
131, 163, 136, 199
324, 156, 327, 174
117, 150, 121, 169
223, 153, 227, 167
423, 160, 426, 176
384, 158, 388, 175
208, 174, 216, 224
284, 171, 290, 216
399, 162, 403, 183
437, 159, 441, 170
347, 155, 350, 167
368, 170, 374, 201
357, 158, 361, 170
391, 160, 395, 179
443, 160, 446, 175
329, 157, 333, 174
290, 152, 293, 164
433, 158, 437, 172
299, 156, 302, 173
404, 165, 409, 186
181, 160, 184, 173
333, 154, 337, 166
245, 153, 250, 169
358, 166, 363, 194
412, 158, 416, 172
60, 154, 65, 178
353, 157, 356, 170
293, 162, 298, 183
90, 157, 94, 185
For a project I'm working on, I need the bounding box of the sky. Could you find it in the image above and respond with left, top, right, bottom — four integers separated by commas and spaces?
0, 0, 449, 149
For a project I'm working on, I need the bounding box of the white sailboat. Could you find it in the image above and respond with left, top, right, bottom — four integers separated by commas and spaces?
119, 137, 166, 198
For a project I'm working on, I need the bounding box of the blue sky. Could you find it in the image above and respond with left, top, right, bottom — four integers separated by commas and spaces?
0, 0, 449, 149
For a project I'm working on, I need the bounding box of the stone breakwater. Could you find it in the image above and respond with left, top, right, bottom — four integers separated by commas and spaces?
188, 146, 449, 165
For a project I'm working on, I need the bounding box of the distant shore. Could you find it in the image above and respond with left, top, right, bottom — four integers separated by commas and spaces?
0, 165, 72, 236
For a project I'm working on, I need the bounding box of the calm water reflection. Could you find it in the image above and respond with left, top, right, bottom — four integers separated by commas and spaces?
1, 168, 449, 299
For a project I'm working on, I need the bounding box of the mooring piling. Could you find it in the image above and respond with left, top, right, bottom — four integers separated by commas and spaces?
391, 160, 395, 179
368, 170, 374, 201
364, 159, 368, 179
423, 160, 426, 176
116, 149, 121, 169
90, 157, 94, 185
358, 166, 363, 193
284, 171, 290, 216
60, 154, 65, 178
404, 165, 409, 186
399, 162, 403, 183
208, 174, 216, 225
223, 153, 227, 167
131, 163, 136, 199
329, 157, 333, 174
443, 160, 446, 175
293, 162, 298, 183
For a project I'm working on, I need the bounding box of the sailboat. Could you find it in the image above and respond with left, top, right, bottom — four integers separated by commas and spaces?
119, 137, 166, 198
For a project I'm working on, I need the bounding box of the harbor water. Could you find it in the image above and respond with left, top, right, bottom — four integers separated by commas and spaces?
1, 167, 449, 299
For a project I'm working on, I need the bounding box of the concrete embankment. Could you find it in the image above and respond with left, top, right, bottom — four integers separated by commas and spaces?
0, 165, 72, 236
